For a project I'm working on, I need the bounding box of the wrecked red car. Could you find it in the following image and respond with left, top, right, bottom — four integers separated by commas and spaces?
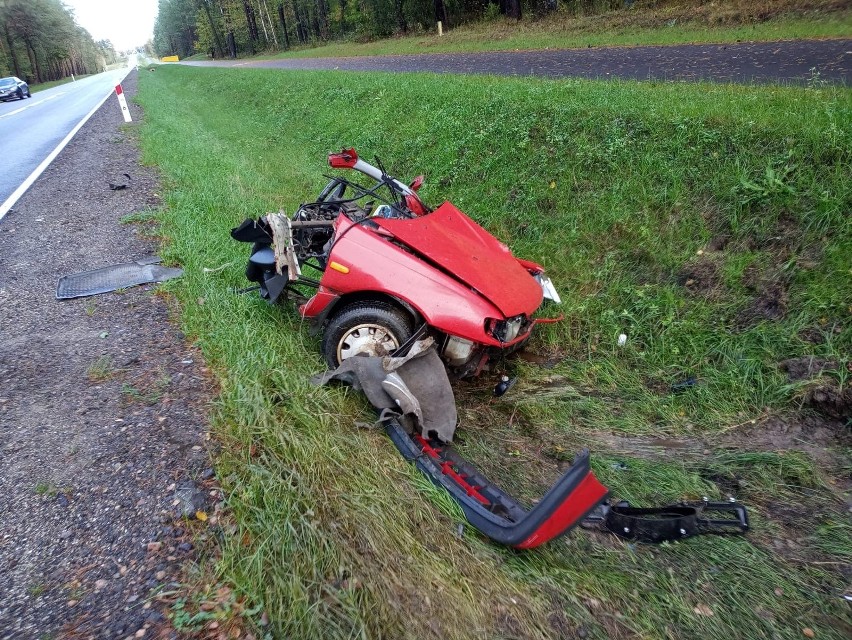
231, 148, 561, 376
230, 150, 750, 549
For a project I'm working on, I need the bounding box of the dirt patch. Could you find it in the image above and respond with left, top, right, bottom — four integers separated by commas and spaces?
803, 384, 852, 421
594, 412, 849, 474
0, 71, 214, 638
780, 357, 840, 382
676, 252, 725, 299
722, 414, 849, 470
734, 263, 790, 328
780, 357, 851, 420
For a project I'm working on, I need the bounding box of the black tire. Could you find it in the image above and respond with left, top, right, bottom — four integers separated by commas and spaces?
26, 89, 31, 98
322, 302, 413, 368
17, 89, 24, 100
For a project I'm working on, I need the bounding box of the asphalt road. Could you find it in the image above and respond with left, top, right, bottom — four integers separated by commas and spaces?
185, 38, 851, 84
0, 66, 132, 215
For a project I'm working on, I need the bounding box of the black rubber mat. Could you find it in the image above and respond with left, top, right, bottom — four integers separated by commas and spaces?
56, 257, 183, 299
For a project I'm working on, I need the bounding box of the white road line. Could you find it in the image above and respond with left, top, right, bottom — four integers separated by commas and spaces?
0, 92, 66, 120
0, 68, 133, 222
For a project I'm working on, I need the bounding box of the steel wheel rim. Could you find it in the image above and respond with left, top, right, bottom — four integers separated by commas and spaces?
337, 323, 400, 361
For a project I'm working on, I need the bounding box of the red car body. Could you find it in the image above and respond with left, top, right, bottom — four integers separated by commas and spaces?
302, 202, 544, 349
233, 149, 560, 374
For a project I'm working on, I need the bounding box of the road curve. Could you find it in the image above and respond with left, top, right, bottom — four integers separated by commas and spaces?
0, 67, 133, 218
184, 39, 851, 84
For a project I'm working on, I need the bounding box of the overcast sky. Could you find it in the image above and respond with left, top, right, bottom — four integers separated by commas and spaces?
64, 0, 159, 50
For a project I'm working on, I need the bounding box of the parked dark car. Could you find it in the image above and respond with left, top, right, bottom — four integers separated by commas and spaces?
0, 76, 30, 101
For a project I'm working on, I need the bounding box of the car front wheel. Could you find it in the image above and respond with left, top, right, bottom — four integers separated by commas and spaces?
322, 302, 413, 368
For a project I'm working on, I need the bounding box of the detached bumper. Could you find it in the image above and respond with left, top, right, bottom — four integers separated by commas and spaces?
385, 420, 608, 549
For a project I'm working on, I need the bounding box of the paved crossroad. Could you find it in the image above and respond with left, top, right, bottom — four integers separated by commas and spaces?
185, 39, 851, 84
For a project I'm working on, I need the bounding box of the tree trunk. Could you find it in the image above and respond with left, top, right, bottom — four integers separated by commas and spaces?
506, 0, 521, 20
312, 0, 329, 40
292, 0, 306, 43
257, 0, 271, 46
338, 0, 345, 36
226, 30, 237, 58
279, 3, 291, 48
394, 0, 407, 33
2, 25, 22, 77
202, 1, 224, 58
243, 0, 259, 42
434, 0, 449, 29
261, 1, 278, 48
24, 40, 40, 83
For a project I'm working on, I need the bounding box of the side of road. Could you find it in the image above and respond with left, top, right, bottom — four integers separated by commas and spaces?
184, 38, 852, 84
0, 70, 213, 639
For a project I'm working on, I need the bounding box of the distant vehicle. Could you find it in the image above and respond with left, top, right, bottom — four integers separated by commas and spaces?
0, 76, 30, 101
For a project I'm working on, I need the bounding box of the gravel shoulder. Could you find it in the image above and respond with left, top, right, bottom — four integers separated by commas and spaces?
184, 38, 852, 84
0, 70, 213, 639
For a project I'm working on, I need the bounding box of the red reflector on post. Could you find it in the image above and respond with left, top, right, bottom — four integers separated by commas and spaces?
115, 84, 123, 95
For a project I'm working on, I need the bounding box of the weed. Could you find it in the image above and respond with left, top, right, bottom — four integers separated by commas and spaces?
86, 355, 114, 382
121, 208, 159, 225
28, 583, 47, 597
120, 383, 142, 402
84, 301, 96, 316
34, 483, 58, 497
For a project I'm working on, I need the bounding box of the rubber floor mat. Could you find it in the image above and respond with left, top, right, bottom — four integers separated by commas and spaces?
56, 257, 183, 299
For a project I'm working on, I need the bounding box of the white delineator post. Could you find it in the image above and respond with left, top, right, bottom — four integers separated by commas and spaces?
115, 84, 132, 122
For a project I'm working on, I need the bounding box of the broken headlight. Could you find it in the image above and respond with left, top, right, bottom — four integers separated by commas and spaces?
489, 315, 525, 343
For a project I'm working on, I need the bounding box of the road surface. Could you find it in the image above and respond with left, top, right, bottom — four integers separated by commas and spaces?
0, 66, 132, 218
185, 39, 851, 84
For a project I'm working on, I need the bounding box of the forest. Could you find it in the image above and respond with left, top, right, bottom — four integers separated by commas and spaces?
153, 0, 625, 59
0, 0, 118, 84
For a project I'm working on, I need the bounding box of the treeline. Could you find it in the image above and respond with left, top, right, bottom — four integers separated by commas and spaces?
0, 0, 118, 83
153, 0, 626, 58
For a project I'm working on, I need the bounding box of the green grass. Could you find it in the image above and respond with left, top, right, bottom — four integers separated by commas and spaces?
260, 5, 852, 60
137, 66, 851, 639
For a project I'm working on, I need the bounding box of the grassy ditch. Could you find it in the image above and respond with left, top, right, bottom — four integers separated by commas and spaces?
262, 1, 852, 59
136, 65, 850, 639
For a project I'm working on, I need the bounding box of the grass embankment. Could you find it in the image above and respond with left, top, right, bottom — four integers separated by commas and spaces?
136, 65, 851, 639
262, 0, 852, 59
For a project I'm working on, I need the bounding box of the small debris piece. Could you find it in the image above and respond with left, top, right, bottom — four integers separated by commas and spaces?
802, 629, 815, 638
108, 173, 132, 190
671, 377, 697, 394
173, 483, 207, 518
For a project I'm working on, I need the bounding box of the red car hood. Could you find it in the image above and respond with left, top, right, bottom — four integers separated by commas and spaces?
376, 202, 543, 318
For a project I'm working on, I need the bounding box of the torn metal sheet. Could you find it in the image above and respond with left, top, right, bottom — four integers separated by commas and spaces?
311, 338, 458, 442
56, 257, 183, 299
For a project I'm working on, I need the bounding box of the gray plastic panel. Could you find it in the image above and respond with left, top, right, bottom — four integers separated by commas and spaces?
56, 259, 183, 299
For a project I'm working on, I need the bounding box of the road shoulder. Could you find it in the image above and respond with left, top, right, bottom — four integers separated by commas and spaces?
0, 69, 214, 639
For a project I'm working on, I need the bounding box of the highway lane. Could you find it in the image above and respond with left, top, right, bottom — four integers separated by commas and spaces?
0, 65, 133, 219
